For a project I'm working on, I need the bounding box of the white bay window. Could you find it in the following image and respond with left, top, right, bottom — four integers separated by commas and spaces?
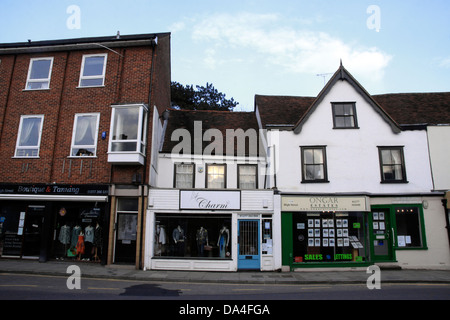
108, 104, 148, 165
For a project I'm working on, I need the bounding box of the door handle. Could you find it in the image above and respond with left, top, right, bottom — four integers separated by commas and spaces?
391, 228, 395, 246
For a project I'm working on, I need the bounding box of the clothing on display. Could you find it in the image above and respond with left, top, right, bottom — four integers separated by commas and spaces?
84, 225, 94, 243
217, 226, 230, 258
58, 225, 71, 245
196, 227, 209, 257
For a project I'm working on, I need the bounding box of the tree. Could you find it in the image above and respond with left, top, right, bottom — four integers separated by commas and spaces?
171, 81, 239, 111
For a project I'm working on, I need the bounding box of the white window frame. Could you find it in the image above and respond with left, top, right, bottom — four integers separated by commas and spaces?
78, 53, 107, 87
108, 104, 148, 154
25, 57, 54, 90
70, 113, 100, 157
14, 115, 44, 158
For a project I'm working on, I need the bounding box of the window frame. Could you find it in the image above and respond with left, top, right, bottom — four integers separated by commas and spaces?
378, 146, 408, 183
331, 102, 359, 129
174, 163, 196, 189
108, 104, 148, 155
25, 57, 54, 90
300, 146, 329, 183
206, 164, 227, 189
78, 53, 108, 87
237, 164, 258, 189
14, 115, 44, 158
70, 113, 100, 157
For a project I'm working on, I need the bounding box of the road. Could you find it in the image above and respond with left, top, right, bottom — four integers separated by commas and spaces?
1, 272, 449, 300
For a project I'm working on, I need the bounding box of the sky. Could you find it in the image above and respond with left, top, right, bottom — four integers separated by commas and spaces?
1, 0, 449, 111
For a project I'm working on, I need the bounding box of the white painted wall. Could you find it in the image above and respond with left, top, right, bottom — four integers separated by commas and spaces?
427, 126, 450, 191
268, 80, 434, 194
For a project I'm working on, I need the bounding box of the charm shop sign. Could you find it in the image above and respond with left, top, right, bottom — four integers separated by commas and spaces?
180, 190, 241, 211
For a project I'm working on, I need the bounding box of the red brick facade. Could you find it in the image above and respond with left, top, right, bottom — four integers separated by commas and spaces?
0, 33, 171, 185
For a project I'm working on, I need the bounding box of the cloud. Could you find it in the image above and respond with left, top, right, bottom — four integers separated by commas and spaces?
190, 12, 392, 81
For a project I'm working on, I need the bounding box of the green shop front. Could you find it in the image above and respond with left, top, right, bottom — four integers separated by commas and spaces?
281, 195, 372, 269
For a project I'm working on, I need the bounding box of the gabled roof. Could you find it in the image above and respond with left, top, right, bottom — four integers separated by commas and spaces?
255, 64, 450, 131
292, 63, 401, 134
160, 108, 261, 156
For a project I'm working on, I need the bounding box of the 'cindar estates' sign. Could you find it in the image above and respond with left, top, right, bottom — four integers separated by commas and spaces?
180, 190, 241, 210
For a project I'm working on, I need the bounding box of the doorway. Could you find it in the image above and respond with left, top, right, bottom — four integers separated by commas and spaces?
114, 198, 138, 264
370, 209, 394, 262
22, 205, 45, 257
238, 219, 260, 270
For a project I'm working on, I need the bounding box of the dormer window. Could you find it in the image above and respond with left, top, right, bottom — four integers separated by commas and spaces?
332, 102, 358, 129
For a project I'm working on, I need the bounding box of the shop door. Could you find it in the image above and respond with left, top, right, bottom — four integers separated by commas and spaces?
22, 205, 45, 257
238, 220, 260, 270
371, 209, 394, 262
114, 198, 138, 264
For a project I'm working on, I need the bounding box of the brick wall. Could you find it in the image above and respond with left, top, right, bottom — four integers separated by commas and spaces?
0, 35, 171, 186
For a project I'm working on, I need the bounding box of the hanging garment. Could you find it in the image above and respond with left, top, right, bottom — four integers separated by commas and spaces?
76, 234, 85, 255
94, 226, 103, 247
71, 226, 82, 247
84, 226, 94, 243
58, 225, 71, 245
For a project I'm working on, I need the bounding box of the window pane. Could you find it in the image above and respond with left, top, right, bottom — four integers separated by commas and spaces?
18, 117, 41, 146
30, 59, 51, 79
74, 115, 96, 146
111, 141, 137, 152
381, 150, 393, 164
395, 207, 422, 247
117, 198, 139, 212
239, 165, 257, 189
207, 165, 225, 188
83, 56, 105, 76
112, 108, 139, 140
175, 164, 194, 188
313, 149, 323, 163
304, 149, 314, 164
80, 78, 104, 87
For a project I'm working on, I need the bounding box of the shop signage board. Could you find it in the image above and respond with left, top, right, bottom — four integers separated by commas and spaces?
0, 184, 109, 196
180, 190, 241, 210
282, 196, 369, 212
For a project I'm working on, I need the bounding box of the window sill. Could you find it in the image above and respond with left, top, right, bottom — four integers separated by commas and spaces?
108, 151, 145, 165
332, 126, 360, 129
67, 156, 98, 159
12, 156, 40, 159
301, 180, 330, 184
22, 88, 51, 92
76, 85, 105, 89
380, 180, 409, 184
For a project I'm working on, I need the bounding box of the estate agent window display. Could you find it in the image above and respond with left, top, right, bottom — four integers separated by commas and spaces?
154, 214, 231, 259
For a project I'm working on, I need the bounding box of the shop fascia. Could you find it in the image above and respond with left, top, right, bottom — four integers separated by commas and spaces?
179, 190, 241, 211
0, 183, 109, 200
282, 195, 370, 212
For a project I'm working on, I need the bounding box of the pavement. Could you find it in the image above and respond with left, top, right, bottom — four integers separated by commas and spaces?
1, 258, 450, 285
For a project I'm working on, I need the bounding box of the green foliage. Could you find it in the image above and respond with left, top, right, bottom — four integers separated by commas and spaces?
171, 81, 238, 111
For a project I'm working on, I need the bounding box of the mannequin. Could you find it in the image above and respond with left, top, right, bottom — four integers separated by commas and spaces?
172, 225, 185, 256
217, 226, 230, 258
196, 227, 208, 257
92, 223, 103, 262
76, 231, 85, 260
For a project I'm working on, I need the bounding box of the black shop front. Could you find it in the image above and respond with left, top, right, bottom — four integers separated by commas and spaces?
0, 184, 109, 263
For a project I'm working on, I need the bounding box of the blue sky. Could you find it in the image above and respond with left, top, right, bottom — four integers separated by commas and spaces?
1, 0, 449, 111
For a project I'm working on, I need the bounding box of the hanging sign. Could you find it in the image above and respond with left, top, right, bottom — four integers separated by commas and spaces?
180, 190, 241, 210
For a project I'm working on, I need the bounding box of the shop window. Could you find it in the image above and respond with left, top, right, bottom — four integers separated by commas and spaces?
174, 163, 195, 188
14, 115, 44, 158
378, 147, 407, 183
54, 204, 104, 262
300, 146, 328, 183
108, 104, 148, 165
238, 164, 258, 189
154, 214, 232, 259
25, 57, 54, 90
291, 212, 366, 263
332, 102, 358, 128
394, 207, 424, 248
206, 164, 226, 188
70, 113, 100, 157
79, 54, 107, 87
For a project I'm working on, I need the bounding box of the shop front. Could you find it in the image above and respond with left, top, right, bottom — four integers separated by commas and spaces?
281, 195, 371, 269
145, 189, 278, 271
0, 184, 109, 263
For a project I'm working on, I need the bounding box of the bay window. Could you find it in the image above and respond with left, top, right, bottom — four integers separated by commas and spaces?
108, 104, 148, 165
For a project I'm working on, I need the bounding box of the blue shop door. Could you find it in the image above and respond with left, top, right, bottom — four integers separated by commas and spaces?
238, 220, 260, 270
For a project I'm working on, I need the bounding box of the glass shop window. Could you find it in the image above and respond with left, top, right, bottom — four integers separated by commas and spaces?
395, 207, 423, 248
292, 212, 367, 263
154, 214, 232, 259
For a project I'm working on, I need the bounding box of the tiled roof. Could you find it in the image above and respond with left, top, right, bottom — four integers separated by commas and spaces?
161, 109, 261, 156
256, 92, 450, 128
372, 92, 450, 125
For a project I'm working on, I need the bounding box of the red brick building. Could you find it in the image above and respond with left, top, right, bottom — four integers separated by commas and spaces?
0, 33, 171, 268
